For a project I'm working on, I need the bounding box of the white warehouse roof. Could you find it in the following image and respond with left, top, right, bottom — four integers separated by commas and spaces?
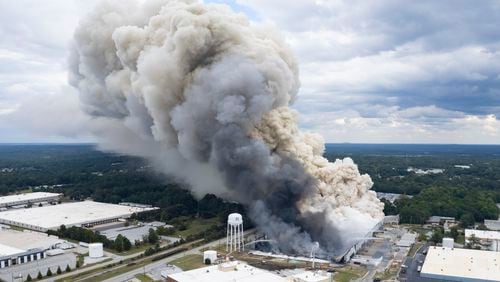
0, 192, 61, 207
421, 246, 500, 281
0, 244, 24, 258
0, 201, 157, 231
465, 229, 500, 240
167, 261, 285, 282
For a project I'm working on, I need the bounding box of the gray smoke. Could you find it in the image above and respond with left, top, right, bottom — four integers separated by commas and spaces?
69, 0, 384, 256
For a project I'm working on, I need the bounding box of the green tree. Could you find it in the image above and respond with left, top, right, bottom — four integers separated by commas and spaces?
449, 226, 459, 239
431, 228, 444, 244
37, 272, 42, 280
114, 234, 124, 252
56, 266, 62, 274
123, 237, 132, 251
26, 274, 32, 281
418, 233, 427, 241
460, 213, 475, 228
477, 223, 488, 230
148, 228, 159, 244
65, 264, 71, 272
47, 268, 53, 277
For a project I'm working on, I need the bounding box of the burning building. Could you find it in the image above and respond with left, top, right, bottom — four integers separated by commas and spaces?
69, 0, 384, 257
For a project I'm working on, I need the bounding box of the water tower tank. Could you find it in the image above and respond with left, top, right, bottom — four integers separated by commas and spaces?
226, 213, 244, 252
89, 243, 104, 258
228, 213, 243, 225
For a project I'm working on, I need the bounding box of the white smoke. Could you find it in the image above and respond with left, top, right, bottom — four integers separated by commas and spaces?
70, 0, 384, 256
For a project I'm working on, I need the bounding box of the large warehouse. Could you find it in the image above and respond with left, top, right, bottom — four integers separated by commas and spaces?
166, 261, 286, 282
0, 228, 65, 268
421, 246, 500, 281
0, 192, 61, 208
0, 201, 157, 232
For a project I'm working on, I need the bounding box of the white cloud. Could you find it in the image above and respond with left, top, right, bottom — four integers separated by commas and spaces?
0, 0, 499, 144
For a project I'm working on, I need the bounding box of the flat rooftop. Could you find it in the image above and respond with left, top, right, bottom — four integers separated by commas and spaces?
0, 201, 157, 230
290, 271, 330, 282
167, 261, 285, 282
421, 246, 500, 281
0, 244, 24, 257
0, 228, 63, 250
465, 229, 500, 240
0, 192, 61, 206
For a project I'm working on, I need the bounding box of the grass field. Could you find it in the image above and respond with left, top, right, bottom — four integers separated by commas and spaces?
169, 254, 205, 270
105, 243, 155, 256
173, 217, 219, 238
375, 265, 399, 280
334, 266, 367, 282
135, 273, 155, 282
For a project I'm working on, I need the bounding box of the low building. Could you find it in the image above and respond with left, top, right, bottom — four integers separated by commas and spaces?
335, 219, 383, 263
426, 216, 456, 226
465, 229, 500, 252
421, 246, 500, 281
396, 232, 417, 247
383, 215, 400, 225
287, 271, 330, 282
484, 219, 500, 231
0, 228, 65, 268
0, 192, 61, 208
166, 260, 285, 282
0, 201, 158, 232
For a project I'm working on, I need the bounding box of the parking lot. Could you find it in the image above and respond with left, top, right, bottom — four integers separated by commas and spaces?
398, 244, 434, 282
0, 253, 76, 281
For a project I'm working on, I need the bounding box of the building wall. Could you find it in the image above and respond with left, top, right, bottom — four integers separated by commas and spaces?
0, 195, 60, 208
0, 251, 45, 269
421, 272, 494, 282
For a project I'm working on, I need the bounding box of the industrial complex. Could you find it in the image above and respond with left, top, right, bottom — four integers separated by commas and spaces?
421, 246, 500, 281
0, 227, 66, 269
0, 192, 61, 209
0, 200, 158, 231
1, 191, 500, 282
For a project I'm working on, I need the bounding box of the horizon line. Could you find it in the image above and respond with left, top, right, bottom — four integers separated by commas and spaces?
1, 142, 499, 146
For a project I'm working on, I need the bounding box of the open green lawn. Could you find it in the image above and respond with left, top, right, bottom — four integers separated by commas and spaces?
173, 217, 219, 238
170, 254, 205, 270
105, 243, 155, 256
334, 266, 367, 282
135, 273, 155, 282
375, 266, 399, 280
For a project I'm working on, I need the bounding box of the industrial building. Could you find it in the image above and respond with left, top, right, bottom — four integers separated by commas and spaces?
0, 200, 158, 232
465, 229, 500, 252
166, 260, 332, 282
0, 227, 65, 268
484, 219, 500, 231
421, 246, 500, 281
336, 219, 383, 262
0, 192, 61, 208
166, 260, 285, 282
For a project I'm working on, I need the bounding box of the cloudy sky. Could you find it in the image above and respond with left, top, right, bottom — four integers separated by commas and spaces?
0, 0, 499, 144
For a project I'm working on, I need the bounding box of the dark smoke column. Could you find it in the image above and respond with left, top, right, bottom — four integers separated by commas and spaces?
69, 0, 384, 256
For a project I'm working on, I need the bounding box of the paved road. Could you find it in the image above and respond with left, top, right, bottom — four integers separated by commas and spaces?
103, 229, 256, 282
398, 243, 434, 282
38, 240, 177, 282
0, 253, 76, 282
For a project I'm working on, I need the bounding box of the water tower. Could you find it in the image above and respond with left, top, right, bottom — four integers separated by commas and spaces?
226, 213, 244, 252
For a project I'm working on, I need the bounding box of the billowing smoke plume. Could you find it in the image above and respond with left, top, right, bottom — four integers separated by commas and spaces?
69, 0, 384, 256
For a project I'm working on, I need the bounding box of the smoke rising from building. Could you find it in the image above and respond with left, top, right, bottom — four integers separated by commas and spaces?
69, 0, 384, 256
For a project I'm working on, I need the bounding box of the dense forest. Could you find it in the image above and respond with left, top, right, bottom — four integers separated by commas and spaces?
1, 144, 499, 227
0, 144, 252, 227
325, 144, 500, 223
